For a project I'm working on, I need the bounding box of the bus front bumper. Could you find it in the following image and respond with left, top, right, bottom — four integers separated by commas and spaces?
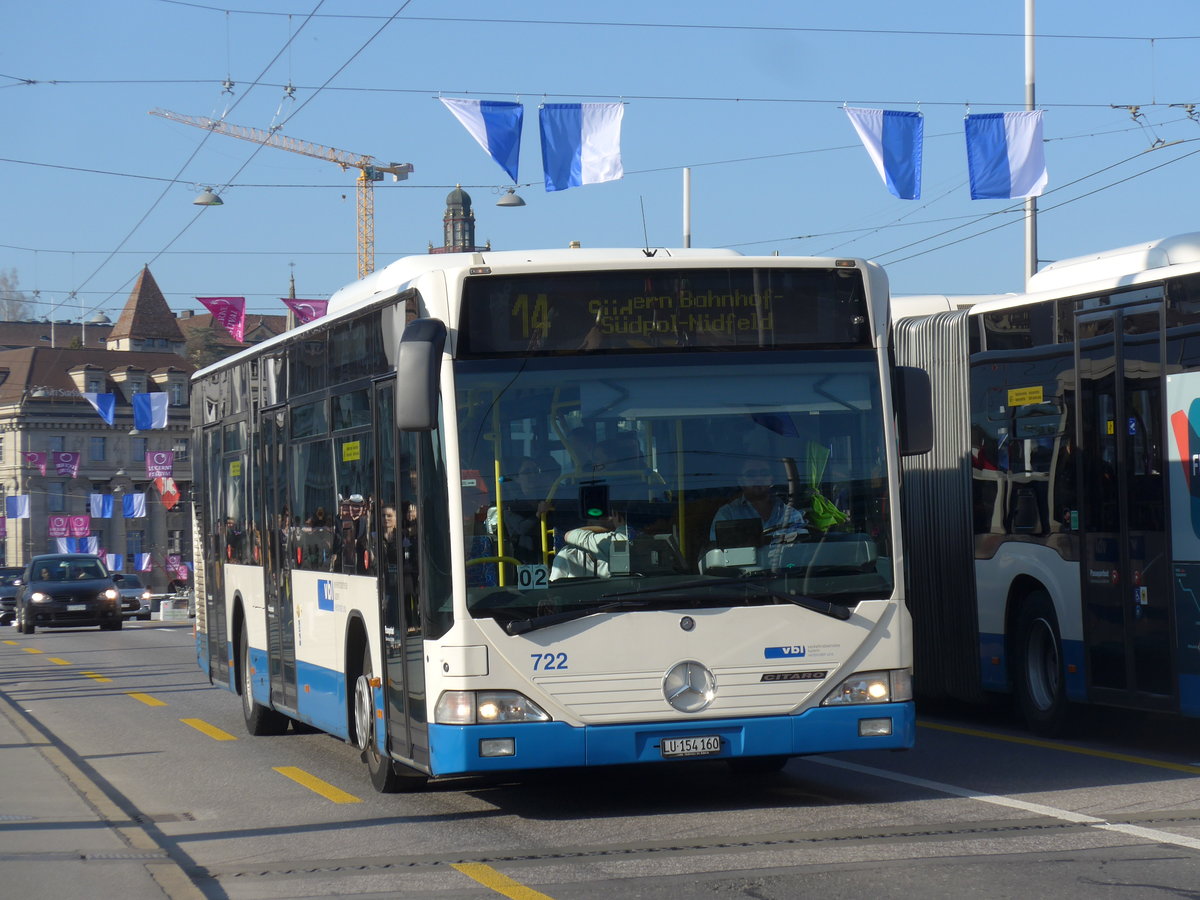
427, 701, 914, 776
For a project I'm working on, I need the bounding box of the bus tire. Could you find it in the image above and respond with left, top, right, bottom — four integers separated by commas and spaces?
239, 627, 289, 736
1013, 591, 1071, 736
356, 646, 426, 793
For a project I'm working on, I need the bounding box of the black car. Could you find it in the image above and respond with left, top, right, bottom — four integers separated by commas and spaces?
0, 565, 22, 626
15, 554, 124, 633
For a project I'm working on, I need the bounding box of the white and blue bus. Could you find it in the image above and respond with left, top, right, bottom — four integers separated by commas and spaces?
193, 246, 931, 791
897, 233, 1200, 734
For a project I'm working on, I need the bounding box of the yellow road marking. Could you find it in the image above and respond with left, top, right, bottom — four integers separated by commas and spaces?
919, 720, 1200, 775
22, 647, 42, 654
2, 639, 17, 645
79, 671, 112, 683
452, 863, 555, 899
128, 692, 167, 707
273, 766, 362, 804
47, 657, 71, 666
181, 718, 238, 741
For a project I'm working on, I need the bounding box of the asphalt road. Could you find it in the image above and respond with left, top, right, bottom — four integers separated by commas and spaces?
3, 622, 1200, 899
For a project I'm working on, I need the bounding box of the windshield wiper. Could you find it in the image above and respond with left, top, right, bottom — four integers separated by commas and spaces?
600, 575, 854, 620
504, 599, 652, 635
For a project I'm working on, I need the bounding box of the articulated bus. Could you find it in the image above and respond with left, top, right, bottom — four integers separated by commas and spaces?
896, 233, 1200, 734
193, 246, 931, 792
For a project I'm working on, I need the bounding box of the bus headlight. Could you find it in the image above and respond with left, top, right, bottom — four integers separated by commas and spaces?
434, 690, 551, 725
820, 669, 913, 706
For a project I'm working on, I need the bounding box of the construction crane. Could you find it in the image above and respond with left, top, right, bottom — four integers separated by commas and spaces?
151, 108, 413, 278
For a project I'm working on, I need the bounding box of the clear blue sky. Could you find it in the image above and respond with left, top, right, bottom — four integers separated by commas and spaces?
4, 1, 1200, 321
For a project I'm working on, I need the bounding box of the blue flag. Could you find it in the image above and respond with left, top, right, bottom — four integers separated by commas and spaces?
133, 393, 169, 430
539, 102, 624, 192
82, 392, 115, 426
90, 493, 114, 518
123, 493, 147, 518
440, 97, 524, 183
844, 107, 924, 200
965, 111, 1048, 199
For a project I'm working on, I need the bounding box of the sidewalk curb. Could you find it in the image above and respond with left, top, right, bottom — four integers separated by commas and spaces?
0, 691, 206, 900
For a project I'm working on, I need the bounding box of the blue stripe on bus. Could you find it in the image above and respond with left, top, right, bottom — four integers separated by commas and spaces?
426, 702, 915, 776
294, 658, 350, 739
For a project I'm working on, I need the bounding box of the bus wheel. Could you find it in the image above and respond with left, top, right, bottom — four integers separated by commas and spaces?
1014, 592, 1070, 736
356, 646, 426, 793
239, 628, 289, 736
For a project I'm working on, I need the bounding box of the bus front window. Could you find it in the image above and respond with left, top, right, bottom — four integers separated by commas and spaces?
455, 352, 893, 628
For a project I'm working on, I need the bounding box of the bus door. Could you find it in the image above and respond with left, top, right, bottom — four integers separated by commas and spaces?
201, 425, 229, 683
260, 407, 297, 710
374, 381, 428, 766
1076, 303, 1173, 709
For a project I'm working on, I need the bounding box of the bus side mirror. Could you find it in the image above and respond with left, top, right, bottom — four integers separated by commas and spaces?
895, 365, 933, 456
395, 318, 447, 432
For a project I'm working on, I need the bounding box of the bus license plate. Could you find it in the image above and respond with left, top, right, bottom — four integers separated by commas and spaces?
661, 735, 721, 758
68, 604, 86, 611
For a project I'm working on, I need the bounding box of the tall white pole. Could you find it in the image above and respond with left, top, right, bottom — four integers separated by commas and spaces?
682, 167, 691, 248
1024, 0, 1038, 287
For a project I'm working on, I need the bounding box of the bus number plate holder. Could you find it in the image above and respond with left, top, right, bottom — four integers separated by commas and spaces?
661, 735, 721, 758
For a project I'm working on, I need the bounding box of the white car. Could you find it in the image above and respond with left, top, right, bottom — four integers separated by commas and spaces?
116, 573, 153, 621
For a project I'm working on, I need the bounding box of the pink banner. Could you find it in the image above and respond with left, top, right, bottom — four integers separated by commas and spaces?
68, 515, 90, 538
53, 451, 81, 478
282, 298, 328, 325
47, 515, 69, 538
23, 451, 46, 475
0, 517, 6, 538
146, 450, 174, 478
196, 296, 246, 343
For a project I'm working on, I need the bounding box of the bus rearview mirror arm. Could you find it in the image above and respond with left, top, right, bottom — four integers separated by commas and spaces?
396, 318, 448, 432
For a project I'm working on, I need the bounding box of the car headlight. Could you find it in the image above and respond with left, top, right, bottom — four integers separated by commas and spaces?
140, 591, 152, 601
30, 591, 50, 603
821, 669, 913, 706
100, 588, 119, 602
434, 690, 551, 725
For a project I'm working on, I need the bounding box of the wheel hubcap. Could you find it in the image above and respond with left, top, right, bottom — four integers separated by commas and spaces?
1026, 616, 1060, 711
354, 675, 374, 752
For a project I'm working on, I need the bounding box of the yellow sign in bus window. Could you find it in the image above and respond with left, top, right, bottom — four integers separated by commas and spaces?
1007, 386, 1044, 407
342, 441, 361, 462
230, 460, 242, 477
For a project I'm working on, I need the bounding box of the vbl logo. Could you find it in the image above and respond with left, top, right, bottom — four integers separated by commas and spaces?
317, 579, 335, 611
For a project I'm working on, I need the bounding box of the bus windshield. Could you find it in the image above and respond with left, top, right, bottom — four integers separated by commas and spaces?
455, 351, 893, 629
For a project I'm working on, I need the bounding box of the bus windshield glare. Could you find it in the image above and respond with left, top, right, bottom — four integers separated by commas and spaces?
455, 351, 893, 629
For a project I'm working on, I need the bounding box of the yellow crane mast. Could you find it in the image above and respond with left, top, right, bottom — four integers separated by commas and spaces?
151, 108, 413, 278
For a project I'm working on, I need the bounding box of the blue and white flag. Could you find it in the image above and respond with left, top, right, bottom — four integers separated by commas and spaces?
90, 493, 114, 518
440, 98, 524, 183
82, 392, 115, 426
123, 492, 147, 519
539, 102, 624, 192
965, 110, 1048, 200
133, 392, 169, 430
106, 553, 124, 572
844, 107, 923, 200
5, 496, 29, 519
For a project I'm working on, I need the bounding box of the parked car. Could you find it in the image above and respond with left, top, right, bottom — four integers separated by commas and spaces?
0, 565, 23, 625
115, 573, 153, 621
15, 554, 124, 634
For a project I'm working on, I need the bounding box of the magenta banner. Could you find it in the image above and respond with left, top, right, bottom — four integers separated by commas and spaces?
23, 451, 46, 475
53, 451, 81, 478
68, 515, 90, 538
146, 450, 174, 478
47, 515, 69, 538
196, 296, 246, 343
